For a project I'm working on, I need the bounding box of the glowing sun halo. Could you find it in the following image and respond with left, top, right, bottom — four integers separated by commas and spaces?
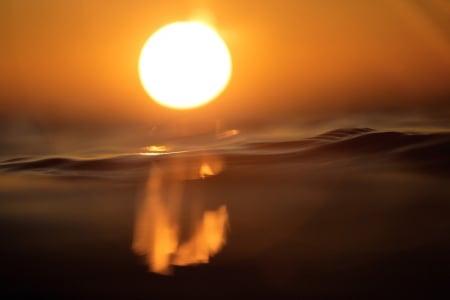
139, 21, 232, 110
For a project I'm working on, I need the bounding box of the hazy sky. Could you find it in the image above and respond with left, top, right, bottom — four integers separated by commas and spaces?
1, 0, 449, 125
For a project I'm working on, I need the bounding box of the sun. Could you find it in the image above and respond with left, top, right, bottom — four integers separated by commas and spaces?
138, 21, 232, 110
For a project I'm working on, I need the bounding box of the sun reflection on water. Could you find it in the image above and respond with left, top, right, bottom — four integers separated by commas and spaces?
132, 152, 228, 275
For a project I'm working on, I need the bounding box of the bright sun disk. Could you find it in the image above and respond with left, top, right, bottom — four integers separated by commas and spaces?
138, 21, 232, 110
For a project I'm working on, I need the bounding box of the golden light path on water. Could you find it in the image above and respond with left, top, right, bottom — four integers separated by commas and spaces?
132, 152, 229, 275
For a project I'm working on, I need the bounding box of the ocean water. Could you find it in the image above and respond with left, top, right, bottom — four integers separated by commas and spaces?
0, 123, 450, 299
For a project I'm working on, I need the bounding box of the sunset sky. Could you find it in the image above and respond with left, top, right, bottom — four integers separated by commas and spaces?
1, 0, 449, 126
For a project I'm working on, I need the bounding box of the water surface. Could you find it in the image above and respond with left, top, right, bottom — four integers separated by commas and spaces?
1, 124, 449, 299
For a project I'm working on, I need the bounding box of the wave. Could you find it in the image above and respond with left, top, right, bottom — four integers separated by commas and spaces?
1, 128, 449, 179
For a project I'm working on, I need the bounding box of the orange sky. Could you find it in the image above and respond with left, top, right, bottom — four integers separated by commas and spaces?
1, 0, 449, 125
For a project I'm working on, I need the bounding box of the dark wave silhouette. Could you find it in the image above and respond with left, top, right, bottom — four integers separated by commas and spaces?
1, 128, 449, 179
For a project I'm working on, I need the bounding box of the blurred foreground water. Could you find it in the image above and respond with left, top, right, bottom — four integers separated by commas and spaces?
0, 122, 450, 299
